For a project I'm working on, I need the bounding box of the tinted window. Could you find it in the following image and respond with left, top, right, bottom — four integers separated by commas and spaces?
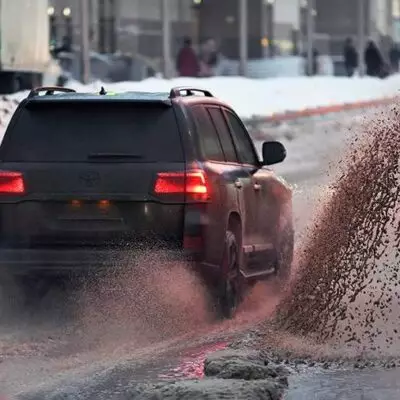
191, 106, 224, 162
207, 108, 238, 163
225, 111, 258, 165
1, 103, 183, 162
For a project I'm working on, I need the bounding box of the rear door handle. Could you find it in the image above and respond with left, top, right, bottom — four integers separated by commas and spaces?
253, 183, 262, 191
234, 180, 243, 189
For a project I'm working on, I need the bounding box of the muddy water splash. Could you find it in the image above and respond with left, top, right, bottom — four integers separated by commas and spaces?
75, 249, 213, 348
276, 107, 400, 349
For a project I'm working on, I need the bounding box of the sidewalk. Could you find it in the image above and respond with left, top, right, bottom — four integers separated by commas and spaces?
67, 74, 400, 121
1, 75, 399, 137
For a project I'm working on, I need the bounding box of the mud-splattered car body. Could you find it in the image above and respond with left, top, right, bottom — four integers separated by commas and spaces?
0, 85, 293, 317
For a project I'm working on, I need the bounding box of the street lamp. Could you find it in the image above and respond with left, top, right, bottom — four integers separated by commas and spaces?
305, 0, 315, 75
264, 0, 275, 57
238, 0, 248, 76
63, 7, 71, 17
357, 0, 366, 76
161, 0, 173, 78
80, 0, 90, 84
62, 7, 73, 48
48, 6, 57, 46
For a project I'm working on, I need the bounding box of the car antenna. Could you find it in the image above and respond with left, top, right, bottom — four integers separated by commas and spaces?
99, 86, 107, 95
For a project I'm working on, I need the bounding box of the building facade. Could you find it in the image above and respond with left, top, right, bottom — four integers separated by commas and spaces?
48, 0, 397, 62
48, 0, 300, 60
310, 0, 394, 56
194, 0, 300, 58
48, 0, 194, 58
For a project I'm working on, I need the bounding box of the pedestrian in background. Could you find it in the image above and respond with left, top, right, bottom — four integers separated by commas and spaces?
389, 42, 400, 73
199, 38, 220, 77
176, 37, 199, 77
343, 37, 358, 77
302, 48, 319, 76
364, 40, 384, 78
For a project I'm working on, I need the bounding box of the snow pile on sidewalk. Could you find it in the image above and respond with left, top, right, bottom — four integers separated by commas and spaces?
0, 74, 399, 132
68, 74, 400, 119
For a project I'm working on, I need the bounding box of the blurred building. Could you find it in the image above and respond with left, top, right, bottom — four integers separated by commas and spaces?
48, 0, 398, 63
194, 0, 300, 58
308, 0, 394, 56
48, 0, 301, 59
48, 0, 193, 58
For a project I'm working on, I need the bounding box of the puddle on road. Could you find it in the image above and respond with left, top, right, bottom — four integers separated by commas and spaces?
156, 342, 229, 380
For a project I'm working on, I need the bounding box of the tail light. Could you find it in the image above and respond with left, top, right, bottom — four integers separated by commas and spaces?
154, 169, 209, 201
0, 171, 25, 195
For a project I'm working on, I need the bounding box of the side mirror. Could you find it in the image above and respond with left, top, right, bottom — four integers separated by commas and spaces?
262, 141, 286, 166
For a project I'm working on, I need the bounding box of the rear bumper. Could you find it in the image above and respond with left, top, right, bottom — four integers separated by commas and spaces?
0, 247, 187, 275
0, 247, 221, 281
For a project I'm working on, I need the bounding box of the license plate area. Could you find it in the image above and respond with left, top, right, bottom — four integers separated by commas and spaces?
58, 200, 124, 230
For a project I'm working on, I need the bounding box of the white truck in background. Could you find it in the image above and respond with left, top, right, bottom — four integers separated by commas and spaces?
0, 0, 63, 93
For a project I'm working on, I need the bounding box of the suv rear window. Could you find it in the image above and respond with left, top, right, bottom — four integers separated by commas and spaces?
0, 103, 183, 162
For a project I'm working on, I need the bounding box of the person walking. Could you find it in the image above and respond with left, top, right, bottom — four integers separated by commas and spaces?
389, 42, 400, 73
176, 37, 199, 77
199, 38, 220, 77
343, 37, 358, 77
303, 48, 319, 76
364, 40, 384, 77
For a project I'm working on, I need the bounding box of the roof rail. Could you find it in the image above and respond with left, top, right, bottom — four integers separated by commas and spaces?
28, 86, 76, 98
169, 86, 213, 99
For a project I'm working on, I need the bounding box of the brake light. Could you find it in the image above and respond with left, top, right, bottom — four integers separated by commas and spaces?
0, 171, 25, 194
154, 170, 209, 201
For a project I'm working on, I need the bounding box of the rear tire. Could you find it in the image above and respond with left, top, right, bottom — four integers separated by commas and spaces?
215, 230, 242, 319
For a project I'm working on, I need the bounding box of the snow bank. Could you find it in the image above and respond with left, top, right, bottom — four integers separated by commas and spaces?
1, 74, 399, 130
68, 74, 400, 119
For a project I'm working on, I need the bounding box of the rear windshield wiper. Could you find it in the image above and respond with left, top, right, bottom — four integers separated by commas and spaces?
87, 153, 143, 160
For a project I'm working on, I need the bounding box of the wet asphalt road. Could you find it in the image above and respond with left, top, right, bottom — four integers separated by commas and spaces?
15, 335, 400, 400
286, 369, 400, 400
3, 107, 400, 399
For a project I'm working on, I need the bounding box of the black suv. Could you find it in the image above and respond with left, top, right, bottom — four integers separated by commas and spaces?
0, 86, 293, 318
